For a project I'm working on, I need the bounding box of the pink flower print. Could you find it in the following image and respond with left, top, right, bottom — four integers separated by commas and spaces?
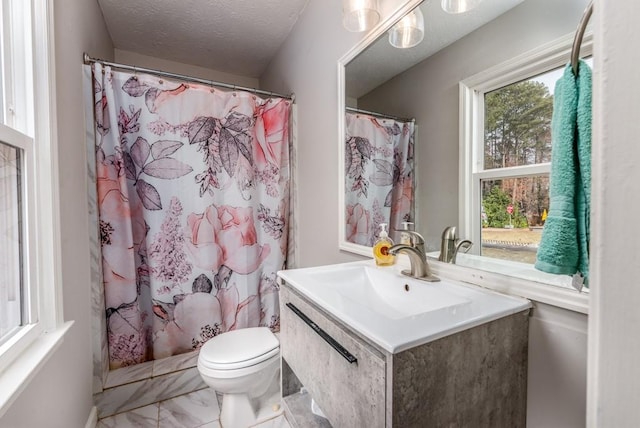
97, 159, 146, 309
153, 292, 224, 359
186, 204, 270, 274
254, 100, 289, 169
346, 203, 371, 245
153, 279, 263, 358
147, 84, 245, 126
217, 284, 261, 331
392, 178, 413, 222
149, 197, 192, 288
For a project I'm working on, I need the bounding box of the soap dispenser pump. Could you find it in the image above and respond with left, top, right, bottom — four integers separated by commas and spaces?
373, 223, 395, 266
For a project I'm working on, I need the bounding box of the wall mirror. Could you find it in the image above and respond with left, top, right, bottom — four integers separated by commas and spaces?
338, 0, 592, 292
338, 0, 525, 257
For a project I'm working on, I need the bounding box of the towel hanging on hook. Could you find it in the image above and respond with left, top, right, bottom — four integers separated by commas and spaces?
571, 0, 594, 76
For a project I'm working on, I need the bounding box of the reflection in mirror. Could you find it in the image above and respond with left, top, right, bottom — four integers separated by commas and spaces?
344, 109, 415, 246
339, 0, 592, 288
341, 0, 525, 254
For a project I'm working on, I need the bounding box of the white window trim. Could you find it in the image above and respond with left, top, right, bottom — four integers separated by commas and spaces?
0, 0, 70, 417
456, 32, 593, 313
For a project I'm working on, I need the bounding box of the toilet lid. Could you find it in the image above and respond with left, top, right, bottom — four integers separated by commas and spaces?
199, 327, 279, 370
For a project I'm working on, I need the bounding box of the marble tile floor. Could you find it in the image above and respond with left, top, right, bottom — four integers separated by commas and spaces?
97, 388, 291, 428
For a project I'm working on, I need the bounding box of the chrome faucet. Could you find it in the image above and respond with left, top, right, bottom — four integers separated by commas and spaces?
438, 226, 473, 264
389, 230, 440, 282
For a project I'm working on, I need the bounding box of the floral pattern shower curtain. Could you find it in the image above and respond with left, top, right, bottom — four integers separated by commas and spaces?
92, 64, 290, 368
345, 112, 415, 246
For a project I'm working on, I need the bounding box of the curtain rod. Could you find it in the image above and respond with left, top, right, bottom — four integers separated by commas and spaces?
346, 107, 414, 123
83, 53, 295, 102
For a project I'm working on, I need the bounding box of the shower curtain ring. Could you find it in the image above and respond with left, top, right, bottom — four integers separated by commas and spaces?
133, 66, 138, 81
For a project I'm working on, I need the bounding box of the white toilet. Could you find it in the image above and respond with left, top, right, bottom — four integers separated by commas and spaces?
197, 327, 281, 428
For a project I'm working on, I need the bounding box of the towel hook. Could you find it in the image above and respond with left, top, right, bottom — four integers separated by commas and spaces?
571, 0, 593, 76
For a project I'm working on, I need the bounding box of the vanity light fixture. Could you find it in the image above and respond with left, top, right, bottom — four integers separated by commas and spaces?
343, 0, 381, 32
441, 0, 483, 14
388, 7, 424, 49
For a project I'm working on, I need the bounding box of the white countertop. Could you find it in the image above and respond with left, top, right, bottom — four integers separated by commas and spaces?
278, 260, 531, 353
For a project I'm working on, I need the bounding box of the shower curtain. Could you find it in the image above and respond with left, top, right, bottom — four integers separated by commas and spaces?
91, 64, 291, 368
345, 112, 415, 246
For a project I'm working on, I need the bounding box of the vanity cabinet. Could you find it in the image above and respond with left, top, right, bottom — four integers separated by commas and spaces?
280, 282, 529, 428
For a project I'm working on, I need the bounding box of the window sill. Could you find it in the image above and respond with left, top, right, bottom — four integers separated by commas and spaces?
0, 321, 73, 417
426, 253, 589, 314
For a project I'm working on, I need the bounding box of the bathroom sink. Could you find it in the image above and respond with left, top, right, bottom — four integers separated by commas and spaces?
308, 264, 469, 319
278, 260, 531, 353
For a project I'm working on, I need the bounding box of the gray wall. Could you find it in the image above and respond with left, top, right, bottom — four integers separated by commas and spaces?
359, 0, 590, 249
114, 49, 260, 88
0, 0, 114, 426
262, 0, 589, 426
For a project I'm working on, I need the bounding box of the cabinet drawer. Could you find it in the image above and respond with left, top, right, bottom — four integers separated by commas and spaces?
280, 284, 386, 428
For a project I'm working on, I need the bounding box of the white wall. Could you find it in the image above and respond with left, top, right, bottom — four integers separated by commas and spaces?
262, 0, 590, 426
588, 0, 640, 424
528, 303, 588, 427
0, 0, 114, 426
114, 49, 259, 88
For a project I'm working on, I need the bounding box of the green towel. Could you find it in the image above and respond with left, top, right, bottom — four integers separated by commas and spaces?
535, 60, 592, 286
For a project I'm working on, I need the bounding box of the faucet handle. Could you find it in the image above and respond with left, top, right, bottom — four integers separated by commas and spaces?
452, 240, 473, 264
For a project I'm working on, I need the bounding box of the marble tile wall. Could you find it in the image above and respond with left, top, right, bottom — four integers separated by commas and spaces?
95, 367, 206, 419
84, 64, 110, 395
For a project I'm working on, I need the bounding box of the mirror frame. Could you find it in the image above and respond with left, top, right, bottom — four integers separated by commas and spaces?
337, 0, 423, 257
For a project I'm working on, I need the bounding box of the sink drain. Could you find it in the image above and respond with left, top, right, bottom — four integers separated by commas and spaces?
404, 283, 410, 292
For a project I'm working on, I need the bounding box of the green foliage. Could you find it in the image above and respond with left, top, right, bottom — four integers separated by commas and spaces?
482, 185, 528, 228
485, 80, 553, 169
483, 78, 554, 226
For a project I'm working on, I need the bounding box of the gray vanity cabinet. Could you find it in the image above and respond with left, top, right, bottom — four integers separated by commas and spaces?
279, 282, 529, 428
280, 284, 386, 427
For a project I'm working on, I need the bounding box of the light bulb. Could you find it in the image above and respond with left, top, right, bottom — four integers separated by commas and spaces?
388, 7, 424, 49
441, 0, 483, 14
343, 0, 381, 32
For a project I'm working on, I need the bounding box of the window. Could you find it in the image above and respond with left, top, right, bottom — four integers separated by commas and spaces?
459, 33, 592, 289
0, 0, 66, 412
0, 142, 23, 345
479, 66, 557, 264
0, 132, 31, 347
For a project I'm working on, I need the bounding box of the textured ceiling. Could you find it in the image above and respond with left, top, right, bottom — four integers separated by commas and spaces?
97, 0, 310, 78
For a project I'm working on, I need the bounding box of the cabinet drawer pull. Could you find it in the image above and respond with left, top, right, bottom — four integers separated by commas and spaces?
286, 303, 358, 364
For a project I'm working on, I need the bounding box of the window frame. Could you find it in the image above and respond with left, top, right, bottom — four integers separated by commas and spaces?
457, 32, 592, 299
0, 0, 68, 416
0, 125, 39, 358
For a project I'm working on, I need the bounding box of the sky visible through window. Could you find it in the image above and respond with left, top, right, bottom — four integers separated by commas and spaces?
531, 57, 594, 95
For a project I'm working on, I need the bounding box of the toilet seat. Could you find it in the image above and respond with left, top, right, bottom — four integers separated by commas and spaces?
198, 327, 279, 371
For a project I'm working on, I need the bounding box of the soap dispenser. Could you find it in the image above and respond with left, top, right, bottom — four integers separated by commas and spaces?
373, 223, 395, 266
